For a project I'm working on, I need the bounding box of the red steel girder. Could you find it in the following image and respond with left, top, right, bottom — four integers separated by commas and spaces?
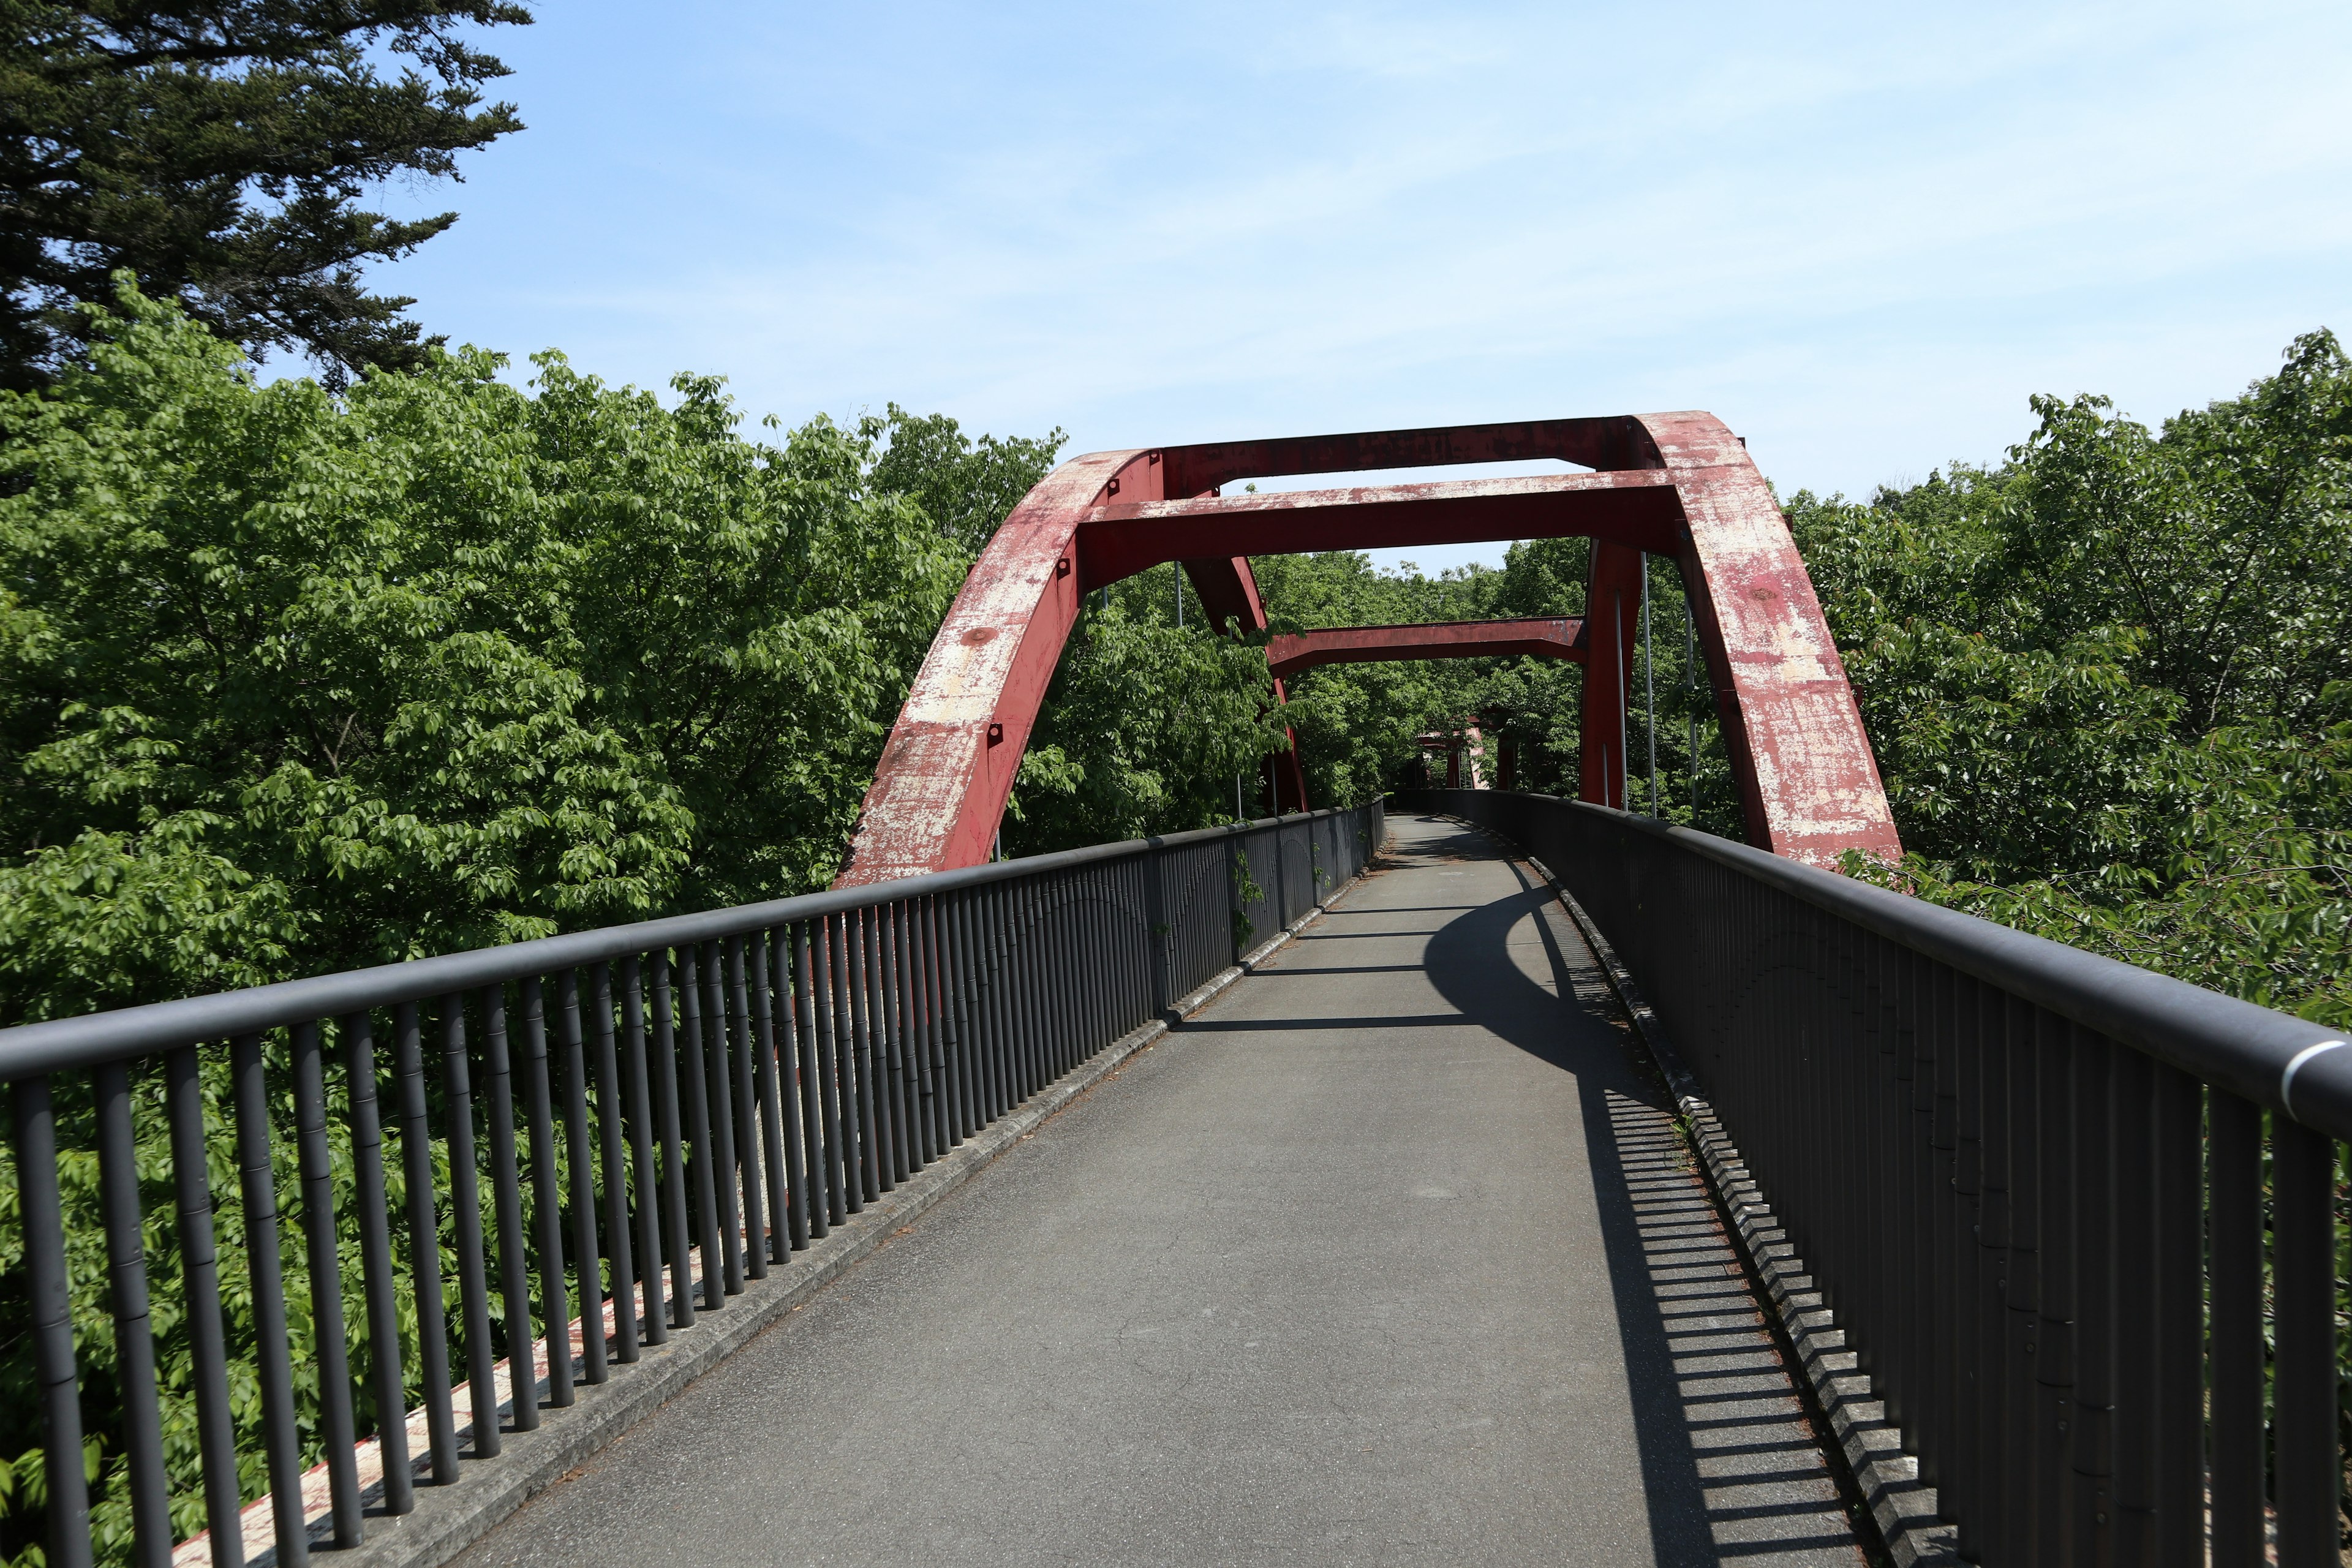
1076, 471, 1683, 587
838, 412, 1900, 884
1265, 618, 1587, 682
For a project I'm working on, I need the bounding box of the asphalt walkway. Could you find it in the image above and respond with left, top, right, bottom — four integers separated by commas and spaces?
454, 815, 1864, 1567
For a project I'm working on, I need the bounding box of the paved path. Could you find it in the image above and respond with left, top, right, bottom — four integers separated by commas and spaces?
456, 816, 1864, 1567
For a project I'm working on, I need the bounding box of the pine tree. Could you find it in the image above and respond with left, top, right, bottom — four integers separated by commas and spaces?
0, 1, 530, 389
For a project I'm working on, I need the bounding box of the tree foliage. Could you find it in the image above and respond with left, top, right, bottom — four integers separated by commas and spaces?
0, 285, 984, 1026
1789, 330, 2352, 1025
1, 1, 530, 388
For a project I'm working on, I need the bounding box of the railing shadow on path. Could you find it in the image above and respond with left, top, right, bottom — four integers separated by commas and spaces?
1389, 823, 1863, 1566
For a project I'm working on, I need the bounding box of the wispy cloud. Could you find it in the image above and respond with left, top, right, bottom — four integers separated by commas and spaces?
382, 0, 2352, 568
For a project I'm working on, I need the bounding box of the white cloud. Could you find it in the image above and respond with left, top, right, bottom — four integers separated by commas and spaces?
375, 0, 2351, 554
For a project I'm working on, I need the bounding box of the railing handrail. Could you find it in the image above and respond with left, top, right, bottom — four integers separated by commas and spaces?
1412, 790, 2351, 1140
0, 805, 1366, 1079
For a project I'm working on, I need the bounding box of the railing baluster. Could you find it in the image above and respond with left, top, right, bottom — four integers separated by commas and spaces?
555, 970, 607, 1382
441, 994, 500, 1454
649, 953, 695, 1328
677, 946, 726, 1309
723, 935, 767, 1278
589, 961, 641, 1362
2149, 1063, 2202, 1568
396, 1002, 460, 1481
933, 894, 971, 1146
93, 1059, 170, 1566
293, 1019, 363, 1544
2030, 1010, 2077, 1567
1997, 993, 2041, 1568
166, 1044, 247, 1564
822, 915, 861, 1213
907, 900, 939, 1163
695, 942, 744, 1295
768, 929, 813, 1249
482, 986, 538, 1429
520, 978, 573, 1405
619, 954, 667, 1345
891, 903, 919, 1173
232, 1031, 309, 1567
991, 883, 1016, 1103
878, 907, 910, 1185
14, 1072, 94, 1568
848, 911, 882, 1200
2206, 1090, 2264, 1568
2108, 1037, 2157, 1559
953, 890, 990, 1126
982, 885, 1013, 1116
795, 921, 838, 1234
924, 896, 958, 1151
345, 1011, 416, 1513
751, 932, 795, 1258
2271, 1117, 2341, 1564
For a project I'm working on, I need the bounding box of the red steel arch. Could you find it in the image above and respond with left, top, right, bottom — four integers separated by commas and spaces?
837, 413, 1899, 883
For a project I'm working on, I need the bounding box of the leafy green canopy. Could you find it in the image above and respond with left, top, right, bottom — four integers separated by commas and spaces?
1, 1, 530, 388
1790, 330, 2352, 1025
0, 287, 1003, 1025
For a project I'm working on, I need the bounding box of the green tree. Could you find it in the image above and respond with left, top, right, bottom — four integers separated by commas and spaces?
0, 284, 984, 1025
1, 0, 530, 389
1789, 330, 2352, 1025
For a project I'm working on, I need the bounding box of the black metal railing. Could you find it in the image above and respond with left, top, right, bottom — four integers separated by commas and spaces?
1405, 788, 2347, 1567
1, 801, 1382, 1568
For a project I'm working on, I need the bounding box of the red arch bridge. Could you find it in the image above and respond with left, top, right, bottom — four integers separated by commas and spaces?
1, 416, 2344, 1568
838, 412, 1901, 883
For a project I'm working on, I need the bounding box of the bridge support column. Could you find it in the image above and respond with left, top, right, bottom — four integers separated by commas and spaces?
1579, 541, 1645, 810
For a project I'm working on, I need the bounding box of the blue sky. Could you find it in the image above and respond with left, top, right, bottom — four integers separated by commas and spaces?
374, 1, 2352, 573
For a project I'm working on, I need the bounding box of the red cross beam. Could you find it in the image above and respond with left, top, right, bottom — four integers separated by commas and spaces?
1265, 618, 1588, 682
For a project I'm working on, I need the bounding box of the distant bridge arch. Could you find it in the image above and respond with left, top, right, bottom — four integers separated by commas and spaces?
837, 413, 1899, 883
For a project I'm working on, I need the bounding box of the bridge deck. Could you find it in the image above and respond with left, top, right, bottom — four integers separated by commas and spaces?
456, 816, 1864, 1567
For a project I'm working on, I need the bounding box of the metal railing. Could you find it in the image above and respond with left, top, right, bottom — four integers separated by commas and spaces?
1404, 788, 2348, 1566
0, 801, 1382, 1568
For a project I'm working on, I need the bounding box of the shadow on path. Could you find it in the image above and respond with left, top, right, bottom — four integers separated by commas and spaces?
1395, 822, 1861, 1566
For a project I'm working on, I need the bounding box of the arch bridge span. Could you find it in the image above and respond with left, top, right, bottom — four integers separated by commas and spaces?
838, 412, 1899, 884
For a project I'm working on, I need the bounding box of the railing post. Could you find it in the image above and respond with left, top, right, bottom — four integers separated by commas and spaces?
1144, 841, 1174, 1016
1226, 834, 1244, 966
12, 1073, 93, 1568
1272, 825, 1290, 933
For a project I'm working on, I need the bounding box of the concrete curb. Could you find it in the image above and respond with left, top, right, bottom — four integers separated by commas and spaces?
289, 853, 1380, 1568
1519, 847, 1960, 1568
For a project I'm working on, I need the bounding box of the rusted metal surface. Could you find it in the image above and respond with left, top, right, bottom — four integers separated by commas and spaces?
1267, 677, 1310, 814
838, 412, 1900, 885
1265, 618, 1587, 681
1634, 413, 1898, 869
1179, 554, 1267, 635
839, 447, 1159, 885
1579, 542, 1646, 812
